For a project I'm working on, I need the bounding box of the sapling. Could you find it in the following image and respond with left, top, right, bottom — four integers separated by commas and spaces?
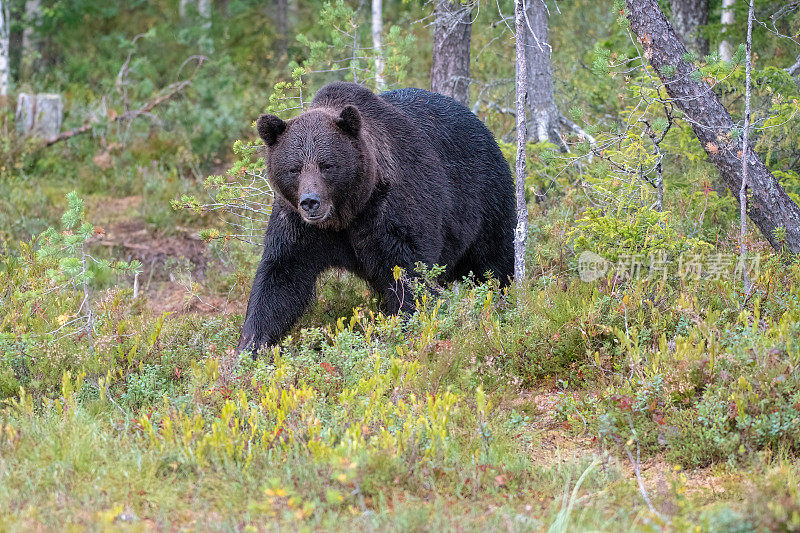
38, 191, 141, 344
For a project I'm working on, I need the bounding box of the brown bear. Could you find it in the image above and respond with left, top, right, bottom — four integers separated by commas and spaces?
237, 82, 514, 355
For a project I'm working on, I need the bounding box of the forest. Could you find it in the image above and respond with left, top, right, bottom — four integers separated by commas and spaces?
2, 0, 800, 530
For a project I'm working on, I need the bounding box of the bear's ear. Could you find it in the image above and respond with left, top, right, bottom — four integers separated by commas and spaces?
256, 114, 287, 146
336, 105, 361, 137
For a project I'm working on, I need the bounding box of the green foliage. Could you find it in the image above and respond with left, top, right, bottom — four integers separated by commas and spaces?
175, 138, 273, 245
570, 205, 709, 263
5, 0, 800, 528
295, 0, 414, 90
38, 192, 141, 286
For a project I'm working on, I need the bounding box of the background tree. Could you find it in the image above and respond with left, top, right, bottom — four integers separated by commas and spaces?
719, 0, 735, 61
181, 0, 212, 36
372, 0, 385, 90
669, 0, 709, 56
430, 0, 472, 105
273, 0, 289, 62
514, 0, 528, 282
21, 0, 39, 77
0, 0, 8, 97
524, 0, 562, 146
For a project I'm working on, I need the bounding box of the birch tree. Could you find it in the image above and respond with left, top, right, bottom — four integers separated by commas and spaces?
0, 0, 9, 97
514, 0, 528, 282
740, 0, 754, 293
372, 0, 385, 90
719, 0, 735, 61
430, 0, 472, 106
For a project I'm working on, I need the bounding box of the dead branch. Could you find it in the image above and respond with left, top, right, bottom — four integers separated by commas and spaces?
44, 55, 206, 147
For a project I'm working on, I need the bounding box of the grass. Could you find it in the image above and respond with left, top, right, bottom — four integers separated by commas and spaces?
2, 239, 800, 530
2, 124, 800, 531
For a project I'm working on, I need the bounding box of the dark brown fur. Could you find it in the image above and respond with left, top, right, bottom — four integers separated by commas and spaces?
238, 82, 514, 354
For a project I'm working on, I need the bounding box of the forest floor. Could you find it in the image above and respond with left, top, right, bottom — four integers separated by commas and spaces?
2, 190, 800, 532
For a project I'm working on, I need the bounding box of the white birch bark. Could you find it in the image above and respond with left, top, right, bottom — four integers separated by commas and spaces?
740, 0, 754, 294
372, 0, 385, 90
16, 93, 63, 138
514, 0, 528, 283
0, 0, 9, 97
719, 0, 735, 61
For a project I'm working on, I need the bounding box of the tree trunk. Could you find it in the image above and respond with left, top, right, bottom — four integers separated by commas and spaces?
719, 0, 735, 61
22, 0, 39, 51
273, 0, 288, 61
739, 0, 754, 294
524, 0, 561, 146
372, 0, 385, 90
0, 0, 9, 97
626, 0, 800, 254
430, 0, 471, 106
669, 0, 709, 56
21, 0, 40, 77
16, 93, 62, 138
514, 0, 528, 282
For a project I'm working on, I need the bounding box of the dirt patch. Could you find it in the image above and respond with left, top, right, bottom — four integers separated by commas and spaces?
143, 282, 243, 316
85, 195, 243, 316
94, 218, 207, 275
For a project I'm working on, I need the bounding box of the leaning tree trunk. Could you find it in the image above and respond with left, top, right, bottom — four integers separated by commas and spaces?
626, 0, 800, 254
719, 0, 735, 61
524, 0, 561, 146
430, 0, 471, 106
670, 0, 709, 56
514, 0, 528, 283
0, 0, 9, 97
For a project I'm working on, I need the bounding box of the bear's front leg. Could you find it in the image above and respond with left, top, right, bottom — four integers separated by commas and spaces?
237, 209, 331, 356
354, 227, 435, 317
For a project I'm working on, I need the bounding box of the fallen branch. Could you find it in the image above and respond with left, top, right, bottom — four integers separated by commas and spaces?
44, 55, 206, 147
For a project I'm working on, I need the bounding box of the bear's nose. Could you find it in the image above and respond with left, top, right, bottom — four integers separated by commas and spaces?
299, 193, 321, 213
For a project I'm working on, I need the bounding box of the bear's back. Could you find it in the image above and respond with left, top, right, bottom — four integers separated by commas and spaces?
379, 87, 513, 216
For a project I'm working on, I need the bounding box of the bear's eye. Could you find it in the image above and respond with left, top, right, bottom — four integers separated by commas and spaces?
287, 166, 302, 176
318, 162, 334, 172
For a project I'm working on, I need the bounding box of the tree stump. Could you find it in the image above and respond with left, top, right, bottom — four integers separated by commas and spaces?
15, 93, 63, 139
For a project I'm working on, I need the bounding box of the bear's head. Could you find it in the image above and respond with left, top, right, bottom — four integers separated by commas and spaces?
256, 106, 375, 230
